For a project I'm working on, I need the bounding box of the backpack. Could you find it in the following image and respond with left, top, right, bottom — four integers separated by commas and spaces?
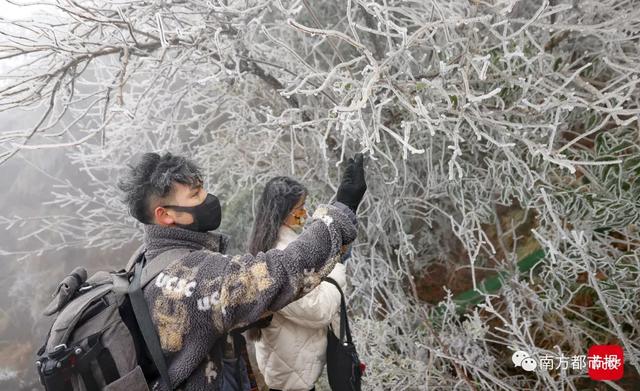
36, 248, 191, 391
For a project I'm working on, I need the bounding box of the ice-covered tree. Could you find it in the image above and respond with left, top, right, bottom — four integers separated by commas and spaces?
1, 0, 639, 389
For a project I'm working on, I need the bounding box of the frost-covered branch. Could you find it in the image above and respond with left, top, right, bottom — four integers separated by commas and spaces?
2, 0, 640, 389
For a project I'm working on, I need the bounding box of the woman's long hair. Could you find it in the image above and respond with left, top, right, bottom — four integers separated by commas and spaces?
246, 176, 307, 341
248, 176, 307, 256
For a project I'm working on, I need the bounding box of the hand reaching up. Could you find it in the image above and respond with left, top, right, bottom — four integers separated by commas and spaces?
336, 153, 367, 213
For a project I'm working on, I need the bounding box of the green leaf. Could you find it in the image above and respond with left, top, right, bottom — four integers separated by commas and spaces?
609, 140, 633, 154
586, 113, 599, 129
449, 95, 458, 108
623, 156, 640, 175
594, 133, 609, 154
553, 57, 563, 71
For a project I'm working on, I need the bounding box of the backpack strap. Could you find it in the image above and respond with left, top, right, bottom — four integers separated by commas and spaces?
123, 247, 192, 286
129, 257, 173, 390
128, 248, 192, 390
321, 276, 353, 346
141, 248, 193, 287
74, 332, 119, 388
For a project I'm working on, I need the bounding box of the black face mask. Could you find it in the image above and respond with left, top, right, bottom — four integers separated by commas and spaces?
162, 193, 222, 232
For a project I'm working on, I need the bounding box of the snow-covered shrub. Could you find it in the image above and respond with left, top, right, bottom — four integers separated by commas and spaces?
1, 0, 638, 389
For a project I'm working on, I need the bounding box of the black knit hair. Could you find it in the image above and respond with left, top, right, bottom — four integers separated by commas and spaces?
247, 176, 307, 256
117, 152, 203, 224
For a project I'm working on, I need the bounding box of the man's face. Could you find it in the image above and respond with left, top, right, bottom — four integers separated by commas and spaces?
153, 182, 206, 226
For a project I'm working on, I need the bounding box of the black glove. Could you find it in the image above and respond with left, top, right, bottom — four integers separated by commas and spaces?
336, 153, 367, 212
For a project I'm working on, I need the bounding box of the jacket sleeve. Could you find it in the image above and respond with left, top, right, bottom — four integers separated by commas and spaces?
144, 203, 356, 389
277, 262, 347, 328
183, 203, 357, 333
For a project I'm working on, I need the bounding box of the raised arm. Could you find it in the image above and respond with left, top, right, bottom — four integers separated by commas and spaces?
201, 203, 357, 332
220, 205, 356, 330
214, 153, 367, 331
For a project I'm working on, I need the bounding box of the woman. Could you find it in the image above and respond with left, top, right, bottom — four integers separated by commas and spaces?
247, 176, 347, 391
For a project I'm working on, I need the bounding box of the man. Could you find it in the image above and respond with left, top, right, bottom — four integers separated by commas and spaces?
117, 152, 367, 390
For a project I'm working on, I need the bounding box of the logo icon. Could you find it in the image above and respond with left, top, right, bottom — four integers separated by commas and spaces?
588, 345, 623, 381
512, 350, 537, 372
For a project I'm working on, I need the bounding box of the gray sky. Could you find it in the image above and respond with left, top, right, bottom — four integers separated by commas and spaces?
0, 1, 50, 19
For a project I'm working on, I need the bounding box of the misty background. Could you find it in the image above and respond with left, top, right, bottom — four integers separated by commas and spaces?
0, 121, 144, 391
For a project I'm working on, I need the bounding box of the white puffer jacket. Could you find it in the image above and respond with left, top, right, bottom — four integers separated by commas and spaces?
253, 225, 346, 391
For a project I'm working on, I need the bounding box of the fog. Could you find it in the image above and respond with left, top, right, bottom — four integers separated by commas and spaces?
0, 142, 141, 390
0, 4, 140, 384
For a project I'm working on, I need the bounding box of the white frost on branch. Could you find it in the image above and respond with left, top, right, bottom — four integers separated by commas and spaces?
1, 0, 639, 389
